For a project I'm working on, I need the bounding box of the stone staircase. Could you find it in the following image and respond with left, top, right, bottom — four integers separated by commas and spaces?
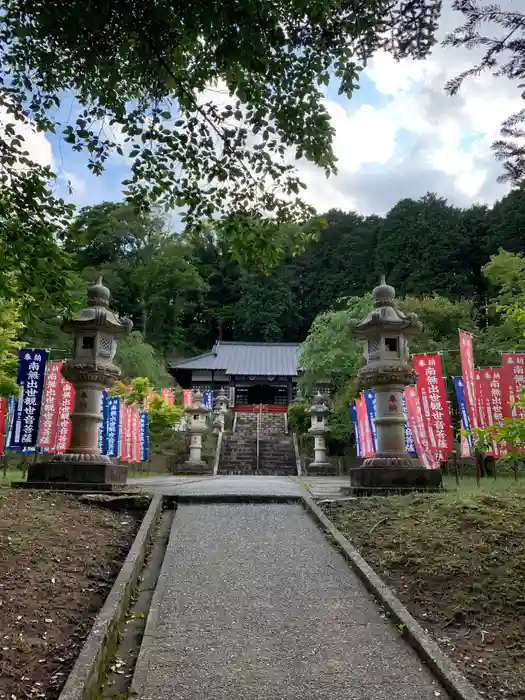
218, 411, 298, 475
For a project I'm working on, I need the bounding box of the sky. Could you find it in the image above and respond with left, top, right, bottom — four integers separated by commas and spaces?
9, 2, 524, 219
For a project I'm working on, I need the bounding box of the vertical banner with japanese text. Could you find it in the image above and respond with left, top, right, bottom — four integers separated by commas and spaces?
500, 353, 525, 419
0, 398, 7, 450
363, 391, 377, 453
7, 349, 48, 450
452, 377, 473, 457
133, 408, 140, 463
402, 392, 417, 456
475, 368, 507, 457
38, 361, 63, 451
349, 403, 361, 458
139, 412, 149, 462
412, 353, 452, 460
404, 387, 441, 469
203, 389, 213, 410
107, 397, 121, 458
183, 390, 193, 406
356, 395, 374, 458
161, 388, 175, 406
98, 390, 108, 456
459, 330, 478, 430
55, 376, 75, 453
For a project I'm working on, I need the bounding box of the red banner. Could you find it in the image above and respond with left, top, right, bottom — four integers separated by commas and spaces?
404, 387, 441, 469
459, 330, 478, 430
120, 403, 131, 463
356, 395, 374, 458
38, 361, 63, 451
500, 353, 525, 419
55, 376, 75, 452
412, 354, 452, 460
161, 388, 175, 406
183, 389, 193, 407
0, 397, 7, 450
474, 368, 507, 457
133, 409, 140, 463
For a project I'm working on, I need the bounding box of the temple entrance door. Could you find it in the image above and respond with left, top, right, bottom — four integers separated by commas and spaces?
247, 384, 275, 404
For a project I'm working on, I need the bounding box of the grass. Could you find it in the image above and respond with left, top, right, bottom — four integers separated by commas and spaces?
322, 481, 525, 699
0, 469, 26, 487
443, 472, 525, 494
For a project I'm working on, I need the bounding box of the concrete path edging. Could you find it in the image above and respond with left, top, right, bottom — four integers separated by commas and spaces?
300, 494, 483, 700
58, 493, 164, 700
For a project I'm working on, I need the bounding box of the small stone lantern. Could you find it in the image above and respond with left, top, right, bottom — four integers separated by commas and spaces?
347, 277, 442, 493
305, 392, 334, 475
183, 390, 210, 472
213, 387, 230, 427
27, 277, 132, 489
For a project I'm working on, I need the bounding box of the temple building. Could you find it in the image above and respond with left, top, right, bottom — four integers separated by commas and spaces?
168, 341, 305, 409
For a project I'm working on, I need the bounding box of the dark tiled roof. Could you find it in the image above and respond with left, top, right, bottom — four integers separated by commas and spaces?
169, 342, 302, 376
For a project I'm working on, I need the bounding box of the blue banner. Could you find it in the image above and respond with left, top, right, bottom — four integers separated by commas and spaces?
364, 391, 377, 453
98, 391, 108, 456
7, 349, 48, 450
402, 393, 417, 455
349, 403, 361, 458
453, 376, 474, 454
139, 411, 149, 462
203, 389, 213, 410
107, 396, 121, 458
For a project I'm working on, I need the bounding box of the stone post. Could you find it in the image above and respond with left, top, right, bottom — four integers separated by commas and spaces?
305, 393, 335, 475
26, 277, 132, 490
182, 390, 211, 473
347, 277, 442, 494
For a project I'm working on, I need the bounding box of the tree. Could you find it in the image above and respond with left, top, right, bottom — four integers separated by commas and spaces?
299, 295, 372, 393
300, 292, 479, 392
444, 2, 525, 187
0, 292, 24, 397
0, 0, 441, 264
64, 202, 207, 353
293, 210, 382, 321
115, 332, 172, 387
487, 189, 525, 255
375, 193, 477, 300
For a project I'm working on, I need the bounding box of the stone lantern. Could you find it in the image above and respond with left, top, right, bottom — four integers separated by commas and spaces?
213, 387, 230, 425
347, 276, 441, 493
305, 392, 335, 475
182, 390, 210, 472
27, 277, 132, 490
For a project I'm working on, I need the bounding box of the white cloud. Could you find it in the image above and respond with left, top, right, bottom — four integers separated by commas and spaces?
0, 105, 54, 170
294, 3, 524, 215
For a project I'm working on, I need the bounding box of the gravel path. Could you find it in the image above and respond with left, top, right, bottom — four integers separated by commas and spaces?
131, 503, 448, 700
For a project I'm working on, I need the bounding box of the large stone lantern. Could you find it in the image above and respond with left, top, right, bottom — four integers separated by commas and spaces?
27, 277, 132, 490
182, 390, 211, 473
305, 392, 335, 475
347, 277, 441, 493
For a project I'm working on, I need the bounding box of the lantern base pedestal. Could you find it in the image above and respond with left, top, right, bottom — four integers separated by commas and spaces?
345, 466, 442, 496
16, 460, 128, 491
305, 462, 337, 476
173, 460, 212, 475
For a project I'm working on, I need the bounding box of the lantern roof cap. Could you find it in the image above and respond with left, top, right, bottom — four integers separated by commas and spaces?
61, 276, 133, 336
306, 391, 329, 415
185, 389, 210, 413
349, 276, 422, 338
214, 387, 230, 406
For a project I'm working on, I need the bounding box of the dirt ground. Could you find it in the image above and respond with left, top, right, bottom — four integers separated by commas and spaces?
323, 482, 525, 700
0, 490, 142, 700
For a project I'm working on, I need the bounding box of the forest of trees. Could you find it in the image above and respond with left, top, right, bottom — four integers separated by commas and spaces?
10, 185, 525, 389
